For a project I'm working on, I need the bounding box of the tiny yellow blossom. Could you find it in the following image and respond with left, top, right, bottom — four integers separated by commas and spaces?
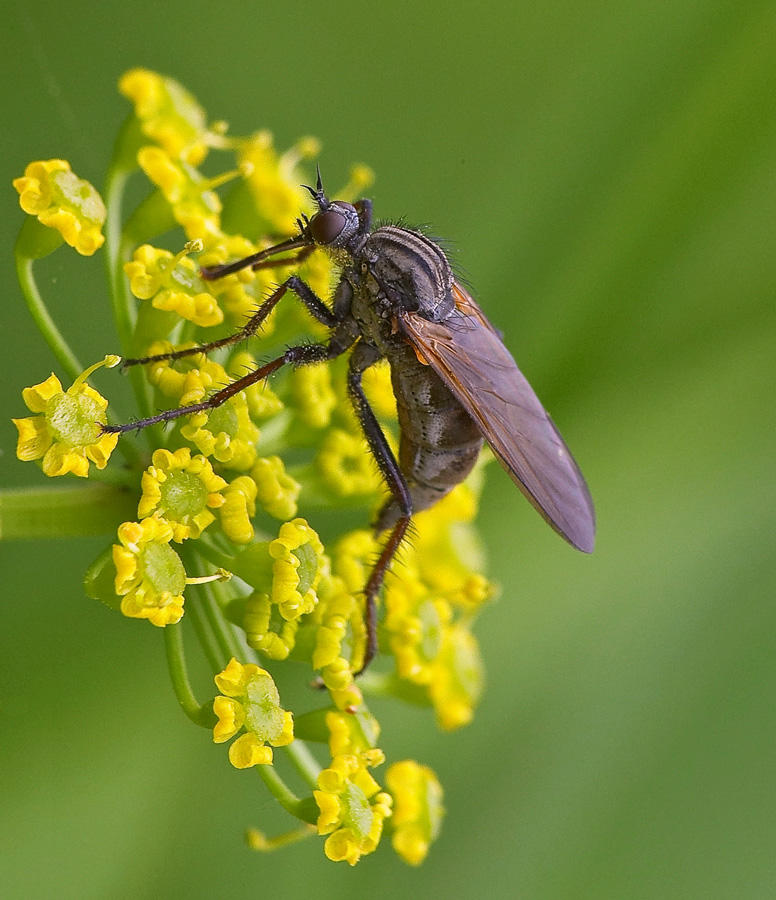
212, 658, 294, 768
325, 709, 380, 758
13, 361, 119, 477
333, 529, 381, 596
228, 352, 283, 419
219, 475, 257, 544
243, 591, 299, 660
383, 575, 453, 685
13, 159, 106, 255
314, 751, 392, 865
142, 341, 226, 405
268, 518, 327, 620
181, 393, 259, 471
119, 68, 212, 166
113, 515, 187, 626
238, 131, 320, 234
427, 625, 484, 731
320, 657, 364, 711
251, 456, 301, 520
306, 572, 367, 672
138, 447, 226, 541
125, 243, 224, 328
200, 241, 278, 327
386, 761, 444, 866
289, 364, 337, 429
137, 146, 225, 244
335, 163, 376, 203
411, 478, 493, 601
316, 428, 382, 498
296, 247, 338, 318
361, 358, 397, 420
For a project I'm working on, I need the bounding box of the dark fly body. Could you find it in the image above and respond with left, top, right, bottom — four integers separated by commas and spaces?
106, 171, 596, 672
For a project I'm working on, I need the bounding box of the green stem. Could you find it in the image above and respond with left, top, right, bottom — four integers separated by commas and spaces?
186, 588, 228, 674
0, 483, 137, 540
190, 534, 237, 571
201, 578, 244, 661
164, 623, 216, 727
284, 739, 322, 790
103, 154, 153, 427
256, 764, 312, 820
15, 249, 82, 383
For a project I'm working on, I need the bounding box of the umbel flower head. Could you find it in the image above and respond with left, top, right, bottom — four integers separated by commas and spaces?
8, 68, 499, 866
13, 159, 106, 256
13, 357, 120, 477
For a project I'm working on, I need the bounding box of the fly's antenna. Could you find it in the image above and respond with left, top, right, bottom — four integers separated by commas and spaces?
302, 164, 330, 210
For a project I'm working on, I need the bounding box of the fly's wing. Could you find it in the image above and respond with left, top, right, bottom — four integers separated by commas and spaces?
398, 282, 595, 552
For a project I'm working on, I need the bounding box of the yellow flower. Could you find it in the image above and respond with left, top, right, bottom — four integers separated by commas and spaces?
251, 456, 300, 521
268, 518, 327, 620
219, 476, 257, 544
314, 750, 392, 865
333, 529, 381, 596
296, 247, 338, 321
335, 163, 376, 203
119, 68, 212, 166
361, 358, 397, 420
137, 146, 225, 244
125, 243, 224, 328
238, 131, 320, 234
309, 574, 365, 671
13, 159, 106, 255
243, 591, 299, 660
227, 352, 283, 419
113, 515, 187, 626
427, 624, 484, 731
411, 475, 495, 608
13, 359, 119, 477
199, 240, 278, 328
142, 341, 226, 405
288, 364, 337, 429
212, 658, 294, 768
383, 574, 453, 685
325, 708, 380, 758
181, 393, 259, 471
319, 657, 363, 711
138, 447, 227, 541
386, 761, 444, 866
316, 427, 383, 498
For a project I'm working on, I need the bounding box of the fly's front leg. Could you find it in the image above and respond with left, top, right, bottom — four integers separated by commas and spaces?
124, 275, 339, 367
348, 341, 412, 674
105, 324, 356, 434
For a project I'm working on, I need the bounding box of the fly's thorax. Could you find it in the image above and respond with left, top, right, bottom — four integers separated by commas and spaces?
364, 226, 455, 322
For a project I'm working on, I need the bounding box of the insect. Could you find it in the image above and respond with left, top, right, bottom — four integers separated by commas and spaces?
106, 170, 595, 672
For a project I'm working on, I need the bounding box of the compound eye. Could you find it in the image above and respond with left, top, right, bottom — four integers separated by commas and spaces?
310, 209, 346, 245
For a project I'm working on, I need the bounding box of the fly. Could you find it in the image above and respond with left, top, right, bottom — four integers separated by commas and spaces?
105, 169, 596, 672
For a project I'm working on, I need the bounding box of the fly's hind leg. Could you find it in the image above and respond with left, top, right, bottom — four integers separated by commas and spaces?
347, 342, 412, 674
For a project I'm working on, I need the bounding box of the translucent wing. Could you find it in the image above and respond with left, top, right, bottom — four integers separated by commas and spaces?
398, 282, 595, 552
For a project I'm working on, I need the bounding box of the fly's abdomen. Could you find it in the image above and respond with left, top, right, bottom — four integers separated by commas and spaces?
376, 344, 482, 529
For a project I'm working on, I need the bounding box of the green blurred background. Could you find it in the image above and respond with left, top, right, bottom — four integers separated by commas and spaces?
1, 1, 774, 897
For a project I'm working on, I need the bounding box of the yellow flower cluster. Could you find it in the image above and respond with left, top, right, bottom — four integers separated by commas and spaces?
314, 750, 393, 865
13, 358, 119, 477
10, 67, 495, 867
113, 515, 187, 626
212, 658, 294, 767
14, 159, 106, 255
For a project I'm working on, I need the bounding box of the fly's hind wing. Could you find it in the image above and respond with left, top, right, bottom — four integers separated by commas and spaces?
398, 282, 595, 552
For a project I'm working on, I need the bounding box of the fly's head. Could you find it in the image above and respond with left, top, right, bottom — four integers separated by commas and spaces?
298, 167, 366, 259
